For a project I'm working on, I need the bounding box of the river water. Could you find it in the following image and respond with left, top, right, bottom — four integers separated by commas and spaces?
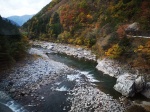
47, 52, 121, 98
0, 47, 149, 112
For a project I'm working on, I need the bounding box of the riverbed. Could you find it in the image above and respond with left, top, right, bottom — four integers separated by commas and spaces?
0, 43, 149, 112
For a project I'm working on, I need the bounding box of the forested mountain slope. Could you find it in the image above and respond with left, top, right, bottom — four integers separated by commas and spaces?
23, 0, 150, 71
0, 16, 29, 70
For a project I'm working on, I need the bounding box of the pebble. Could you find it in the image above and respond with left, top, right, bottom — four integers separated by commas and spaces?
41, 96, 44, 100
67, 85, 125, 112
10, 88, 16, 92
0, 44, 125, 112
32, 41, 97, 61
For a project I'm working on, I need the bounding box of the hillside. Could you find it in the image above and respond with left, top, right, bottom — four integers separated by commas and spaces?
23, 0, 150, 72
2, 18, 19, 27
0, 17, 19, 35
0, 16, 29, 70
7, 15, 33, 26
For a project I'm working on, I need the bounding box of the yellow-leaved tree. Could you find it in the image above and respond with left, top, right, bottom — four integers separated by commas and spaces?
136, 41, 150, 63
105, 44, 123, 59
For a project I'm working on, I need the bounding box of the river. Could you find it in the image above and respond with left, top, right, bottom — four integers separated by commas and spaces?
0, 46, 149, 112
47, 52, 121, 98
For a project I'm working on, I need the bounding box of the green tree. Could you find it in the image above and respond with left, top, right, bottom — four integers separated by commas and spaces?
48, 12, 62, 38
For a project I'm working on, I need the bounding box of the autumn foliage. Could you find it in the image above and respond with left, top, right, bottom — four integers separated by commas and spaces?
116, 24, 129, 38
105, 44, 123, 59
21, 0, 150, 72
136, 41, 150, 63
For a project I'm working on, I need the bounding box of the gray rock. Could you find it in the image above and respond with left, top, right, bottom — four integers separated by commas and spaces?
47, 45, 54, 50
41, 96, 44, 100
96, 59, 123, 78
114, 74, 136, 97
126, 22, 139, 31
114, 74, 145, 97
10, 88, 16, 93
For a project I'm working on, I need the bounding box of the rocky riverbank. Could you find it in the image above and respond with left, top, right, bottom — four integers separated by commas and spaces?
68, 85, 125, 112
0, 48, 73, 98
31, 41, 96, 61
1, 40, 149, 111
96, 58, 150, 99
0, 47, 126, 112
31, 41, 150, 99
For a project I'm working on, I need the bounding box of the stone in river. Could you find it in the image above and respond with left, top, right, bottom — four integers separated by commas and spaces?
114, 74, 145, 97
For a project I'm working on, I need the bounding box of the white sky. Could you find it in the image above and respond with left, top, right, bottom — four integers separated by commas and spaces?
0, 0, 52, 17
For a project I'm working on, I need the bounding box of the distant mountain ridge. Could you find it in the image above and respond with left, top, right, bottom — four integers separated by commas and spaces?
7, 15, 34, 26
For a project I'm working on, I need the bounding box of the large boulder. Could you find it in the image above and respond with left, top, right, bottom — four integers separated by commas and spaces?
125, 22, 140, 31
114, 74, 145, 97
96, 59, 123, 78
114, 74, 136, 97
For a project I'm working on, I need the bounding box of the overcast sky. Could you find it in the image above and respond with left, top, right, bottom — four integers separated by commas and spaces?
0, 0, 52, 17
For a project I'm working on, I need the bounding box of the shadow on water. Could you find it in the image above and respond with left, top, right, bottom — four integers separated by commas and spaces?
0, 103, 12, 112
47, 52, 122, 99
